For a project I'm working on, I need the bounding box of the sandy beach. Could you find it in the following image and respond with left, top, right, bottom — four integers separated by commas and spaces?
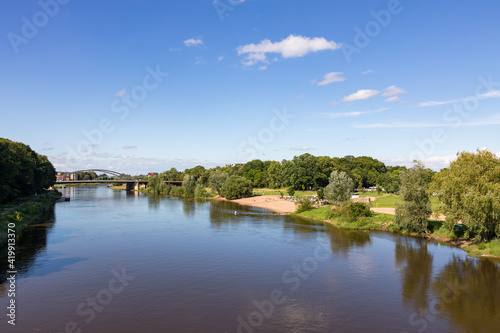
214, 196, 447, 221
213, 195, 297, 213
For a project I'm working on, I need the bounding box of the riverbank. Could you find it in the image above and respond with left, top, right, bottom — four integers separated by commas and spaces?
0, 191, 61, 248
295, 206, 500, 259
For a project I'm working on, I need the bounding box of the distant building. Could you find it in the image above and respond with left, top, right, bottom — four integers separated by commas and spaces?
56, 173, 70, 182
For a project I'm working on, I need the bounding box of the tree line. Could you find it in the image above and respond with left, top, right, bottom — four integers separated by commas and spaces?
147, 153, 419, 194
0, 138, 56, 203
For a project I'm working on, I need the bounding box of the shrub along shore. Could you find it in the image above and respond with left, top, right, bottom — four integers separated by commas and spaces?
295, 206, 500, 259
0, 191, 61, 248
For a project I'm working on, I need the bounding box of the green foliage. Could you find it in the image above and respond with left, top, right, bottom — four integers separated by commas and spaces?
221, 176, 253, 200
317, 187, 325, 200
295, 197, 314, 213
328, 202, 372, 222
394, 161, 432, 234
324, 170, 354, 203
208, 170, 228, 195
348, 202, 373, 220
194, 184, 208, 198
0, 194, 57, 247
431, 149, 500, 241
182, 174, 197, 198
287, 186, 295, 197
0, 138, 56, 203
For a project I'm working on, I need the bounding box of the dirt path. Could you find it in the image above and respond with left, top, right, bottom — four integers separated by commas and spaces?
0, 194, 47, 217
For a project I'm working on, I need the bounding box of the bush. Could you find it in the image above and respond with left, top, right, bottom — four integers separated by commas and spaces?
194, 184, 208, 198
348, 202, 373, 220
287, 186, 295, 197
328, 202, 372, 222
295, 197, 314, 213
221, 176, 253, 200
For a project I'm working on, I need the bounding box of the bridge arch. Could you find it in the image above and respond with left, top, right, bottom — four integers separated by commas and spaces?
69, 169, 129, 179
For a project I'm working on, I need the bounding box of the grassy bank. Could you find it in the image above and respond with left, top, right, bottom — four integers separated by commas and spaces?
0, 191, 61, 248
296, 206, 499, 258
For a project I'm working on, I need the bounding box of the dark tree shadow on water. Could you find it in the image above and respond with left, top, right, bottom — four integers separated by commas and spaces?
395, 238, 434, 312
0, 207, 87, 289
431, 256, 500, 333
326, 226, 372, 258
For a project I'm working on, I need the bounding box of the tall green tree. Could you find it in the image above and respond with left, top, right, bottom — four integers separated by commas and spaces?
395, 161, 432, 234
182, 174, 197, 198
431, 150, 500, 240
324, 171, 354, 203
221, 176, 253, 200
208, 170, 228, 195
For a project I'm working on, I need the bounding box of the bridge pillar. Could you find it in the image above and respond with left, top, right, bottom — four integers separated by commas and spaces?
126, 182, 135, 191
134, 181, 141, 191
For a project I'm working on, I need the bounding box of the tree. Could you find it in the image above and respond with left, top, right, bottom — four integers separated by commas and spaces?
182, 174, 197, 198
266, 161, 282, 188
431, 150, 500, 240
395, 161, 432, 234
324, 171, 354, 203
208, 170, 228, 195
221, 176, 253, 200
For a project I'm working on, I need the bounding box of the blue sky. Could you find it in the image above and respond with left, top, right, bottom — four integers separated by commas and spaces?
2, 0, 500, 174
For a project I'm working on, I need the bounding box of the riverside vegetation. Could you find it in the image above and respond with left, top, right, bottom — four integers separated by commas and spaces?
0, 138, 58, 247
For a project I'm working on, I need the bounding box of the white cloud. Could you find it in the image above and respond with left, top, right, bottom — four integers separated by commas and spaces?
169, 47, 181, 52
419, 90, 500, 107
122, 145, 138, 149
184, 38, 204, 47
478, 90, 500, 98
317, 72, 345, 86
290, 146, 315, 151
385, 96, 402, 103
343, 89, 380, 102
383, 85, 407, 96
218, 56, 225, 61
353, 113, 500, 128
296, 94, 304, 99
382, 155, 456, 171
194, 57, 204, 65
316, 107, 386, 118
362, 69, 373, 74
237, 34, 340, 66
114, 89, 126, 97
258, 65, 267, 71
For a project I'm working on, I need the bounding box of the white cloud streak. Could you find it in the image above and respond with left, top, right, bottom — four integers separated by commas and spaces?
317, 72, 345, 86
343, 89, 380, 102
237, 34, 340, 66
184, 38, 204, 47
419, 90, 500, 107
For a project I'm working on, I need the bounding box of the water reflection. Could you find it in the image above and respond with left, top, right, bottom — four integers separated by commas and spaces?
327, 227, 372, 258
431, 255, 500, 332
0, 207, 56, 285
395, 238, 433, 311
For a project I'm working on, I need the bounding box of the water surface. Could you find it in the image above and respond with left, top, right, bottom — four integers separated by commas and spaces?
0, 186, 498, 332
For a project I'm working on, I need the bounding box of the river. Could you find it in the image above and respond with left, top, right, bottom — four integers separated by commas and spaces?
0, 185, 499, 332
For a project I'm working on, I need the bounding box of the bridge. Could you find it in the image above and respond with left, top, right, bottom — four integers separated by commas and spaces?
56, 169, 182, 191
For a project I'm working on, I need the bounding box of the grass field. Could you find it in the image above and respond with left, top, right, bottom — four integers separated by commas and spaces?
252, 188, 317, 197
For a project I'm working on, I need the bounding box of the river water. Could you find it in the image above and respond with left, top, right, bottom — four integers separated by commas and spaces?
0, 185, 499, 332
